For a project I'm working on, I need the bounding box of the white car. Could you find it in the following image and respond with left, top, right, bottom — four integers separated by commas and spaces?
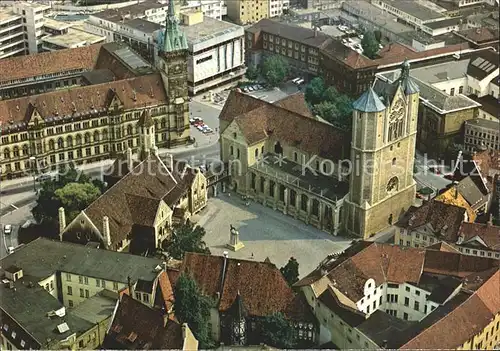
358, 34, 364, 39
4, 224, 12, 235
7, 247, 14, 254
196, 125, 205, 131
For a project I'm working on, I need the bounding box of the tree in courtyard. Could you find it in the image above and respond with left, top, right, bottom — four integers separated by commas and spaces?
305, 77, 325, 106
174, 273, 214, 348
280, 257, 299, 286
257, 312, 296, 348
31, 164, 102, 226
361, 31, 379, 59
246, 64, 260, 81
261, 55, 289, 87
162, 220, 210, 260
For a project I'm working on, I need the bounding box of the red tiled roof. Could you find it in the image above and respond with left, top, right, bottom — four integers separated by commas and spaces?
0, 44, 103, 82
423, 250, 498, 277
222, 91, 348, 160
473, 149, 500, 177
180, 253, 315, 321
157, 271, 174, 311
425, 241, 460, 253
0, 74, 167, 125
458, 222, 500, 251
273, 92, 313, 118
401, 270, 500, 349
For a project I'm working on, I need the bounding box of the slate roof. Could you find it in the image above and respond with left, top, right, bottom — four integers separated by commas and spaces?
221, 91, 348, 160
458, 222, 500, 251
467, 49, 499, 81
457, 175, 489, 209
0, 237, 162, 284
467, 94, 500, 117
0, 278, 94, 348
357, 310, 415, 347
352, 87, 386, 112
178, 253, 316, 322
0, 44, 102, 82
397, 200, 466, 242
103, 294, 185, 349
0, 74, 167, 126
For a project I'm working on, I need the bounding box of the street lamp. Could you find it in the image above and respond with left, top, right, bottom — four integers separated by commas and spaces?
29, 156, 36, 193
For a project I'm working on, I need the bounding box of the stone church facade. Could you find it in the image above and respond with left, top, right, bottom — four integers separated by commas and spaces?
219, 61, 418, 239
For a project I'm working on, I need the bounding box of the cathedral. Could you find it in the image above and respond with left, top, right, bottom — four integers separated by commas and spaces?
219, 60, 419, 239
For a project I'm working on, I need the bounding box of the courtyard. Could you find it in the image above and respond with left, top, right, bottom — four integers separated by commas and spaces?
193, 193, 352, 278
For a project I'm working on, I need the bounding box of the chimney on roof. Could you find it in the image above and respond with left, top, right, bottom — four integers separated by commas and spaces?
103, 216, 111, 248
58, 207, 66, 240
127, 276, 135, 298
454, 186, 459, 199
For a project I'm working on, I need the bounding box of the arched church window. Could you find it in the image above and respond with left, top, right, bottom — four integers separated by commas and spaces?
387, 177, 399, 193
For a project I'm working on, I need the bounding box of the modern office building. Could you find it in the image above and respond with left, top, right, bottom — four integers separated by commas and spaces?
225, 0, 270, 25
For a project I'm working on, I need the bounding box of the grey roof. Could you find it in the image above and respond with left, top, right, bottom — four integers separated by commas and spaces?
357, 310, 416, 348
82, 69, 116, 85
69, 291, 116, 324
246, 19, 331, 48
1, 279, 93, 347
457, 176, 489, 209
403, 59, 470, 84
353, 87, 386, 112
380, 0, 445, 21
0, 238, 162, 284
181, 16, 241, 45
467, 50, 499, 81
124, 18, 162, 33
378, 72, 480, 113
424, 17, 462, 29
464, 116, 500, 131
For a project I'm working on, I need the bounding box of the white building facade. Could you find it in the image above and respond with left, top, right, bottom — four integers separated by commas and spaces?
269, 0, 290, 17
0, 9, 25, 59
10, 2, 51, 54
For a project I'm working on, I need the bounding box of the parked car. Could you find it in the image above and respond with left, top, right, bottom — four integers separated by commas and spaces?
189, 118, 196, 124
196, 125, 205, 131
341, 38, 347, 44
4, 224, 12, 235
292, 77, 301, 84
7, 247, 14, 254
358, 34, 364, 39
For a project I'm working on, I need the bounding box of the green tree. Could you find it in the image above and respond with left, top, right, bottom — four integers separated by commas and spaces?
374, 29, 382, 42
361, 31, 379, 59
54, 182, 101, 222
246, 64, 259, 81
313, 101, 337, 121
280, 257, 299, 286
261, 55, 289, 87
31, 164, 101, 225
257, 312, 296, 348
305, 77, 325, 106
162, 220, 210, 260
174, 274, 214, 348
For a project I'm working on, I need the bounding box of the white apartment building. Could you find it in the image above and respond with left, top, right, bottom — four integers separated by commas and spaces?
10, 2, 51, 53
0, 9, 25, 59
269, 0, 289, 17
182, 0, 227, 20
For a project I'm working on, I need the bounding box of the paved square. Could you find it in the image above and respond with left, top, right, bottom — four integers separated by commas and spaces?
194, 194, 352, 278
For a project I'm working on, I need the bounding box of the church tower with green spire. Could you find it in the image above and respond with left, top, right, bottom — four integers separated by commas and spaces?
155, 0, 190, 147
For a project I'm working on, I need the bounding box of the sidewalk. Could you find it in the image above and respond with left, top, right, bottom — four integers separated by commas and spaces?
0, 137, 220, 190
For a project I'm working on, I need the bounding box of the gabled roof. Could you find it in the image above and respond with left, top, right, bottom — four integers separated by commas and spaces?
103, 294, 186, 349
221, 91, 348, 160
467, 49, 499, 81
318, 286, 365, 326
397, 200, 466, 242
458, 222, 500, 251
137, 108, 154, 127
82, 155, 183, 248
179, 253, 315, 322
434, 187, 477, 222
0, 74, 167, 126
401, 270, 500, 349
457, 175, 489, 209
273, 92, 313, 118
423, 250, 498, 277
425, 241, 460, 253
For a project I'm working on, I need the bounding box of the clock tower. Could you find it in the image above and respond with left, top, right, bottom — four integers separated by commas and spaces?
344, 60, 419, 239
155, 0, 190, 147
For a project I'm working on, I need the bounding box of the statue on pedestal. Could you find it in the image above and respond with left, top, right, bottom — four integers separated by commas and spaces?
228, 224, 244, 251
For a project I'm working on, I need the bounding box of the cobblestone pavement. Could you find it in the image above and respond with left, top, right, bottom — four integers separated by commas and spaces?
193, 193, 352, 278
